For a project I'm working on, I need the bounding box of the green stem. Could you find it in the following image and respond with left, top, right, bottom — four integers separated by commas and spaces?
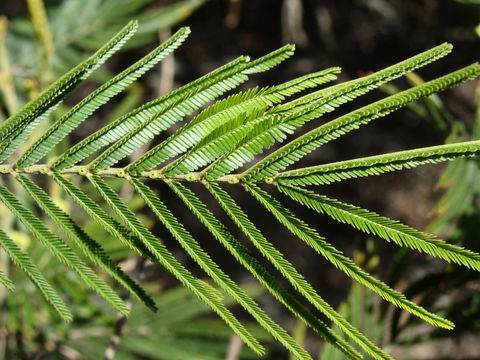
0, 164, 248, 183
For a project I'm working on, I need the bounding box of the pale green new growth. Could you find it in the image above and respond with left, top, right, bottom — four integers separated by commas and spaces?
0, 21, 479, 360
129, 67, 341, 174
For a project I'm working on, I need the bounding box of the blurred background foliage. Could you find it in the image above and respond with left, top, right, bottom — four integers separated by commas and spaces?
0, 0, 479, 359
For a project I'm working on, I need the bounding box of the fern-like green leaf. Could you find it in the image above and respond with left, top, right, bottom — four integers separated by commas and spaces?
244, 183, 393, 360
0, 184, 129, 315
205, 181, 362, 360
271, 43, 452, 117
248, 184, 453, 329
276, 140, 480, 186
133, 179, 313, 360
51, 55, 249, 170
278, 184, 480, 272
2, 22, 480, 359
244, 63, 480, 182
205, 44, 457, 182
51, 173, 156, 261
168, 181, 320, 360
16, 174, 156, 311
0, 229, 71, 320
0, 20, 138, 163
52, 44, 294, 172
87, 175, 263, 354
203, 114, 290, 180
89, 45, 296, 171
128, 67, 340, 174
15, 26, 191, 169
242, 44, 295, 74
163, 113, 263, 177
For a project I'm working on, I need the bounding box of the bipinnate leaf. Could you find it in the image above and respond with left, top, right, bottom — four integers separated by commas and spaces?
129, 67, 341, 174
244, 182, 394, 360
239, 181, 453, 329
133, 178, 313, 360
0, 184, 129, 315
16, 174, 156, 311
88, 45, 296, 171
191, 45, 461, 184
1, 22, 480, 360
205, 181, 362, 360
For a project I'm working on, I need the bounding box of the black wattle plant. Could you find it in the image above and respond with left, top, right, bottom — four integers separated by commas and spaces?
0, 20, 479, 360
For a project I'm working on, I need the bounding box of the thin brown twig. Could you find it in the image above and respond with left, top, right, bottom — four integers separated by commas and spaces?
225, 335, 243, 360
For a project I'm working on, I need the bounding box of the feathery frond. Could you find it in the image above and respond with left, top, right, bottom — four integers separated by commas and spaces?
89, 45, 296, 171
0, 21, 479, 359
88, 175, 263, 354
205, 46, 457, 182
278, 184, 480, 272
277, 140, 480, 186
51, 173, 155, 260
205, 181, 362, 360
271, 43, 452, 117
51, 55, 249, 170
0, 184, 129, 315
16, 174, 156, 311
244, 63, 480, 182
16, 26, 191, 169
134, 179, 312, 360
0, 20, 138, 162
129, 67, 340, 174
246, 183, 454, 329
244, 183, 394, 360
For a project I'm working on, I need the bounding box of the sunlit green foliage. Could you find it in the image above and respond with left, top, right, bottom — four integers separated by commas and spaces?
0, 19, 479, 360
